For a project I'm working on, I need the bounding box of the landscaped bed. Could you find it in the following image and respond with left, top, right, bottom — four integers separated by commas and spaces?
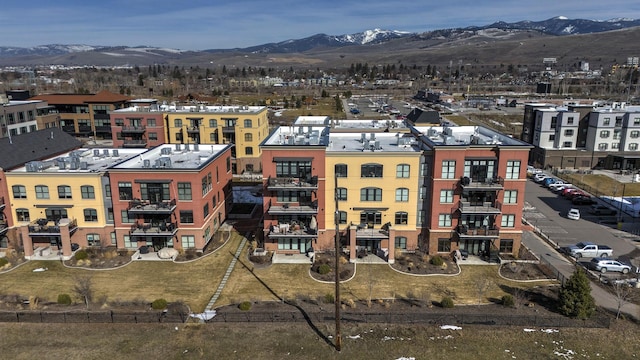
309, 252, 355, 281
391, 251, 459, 275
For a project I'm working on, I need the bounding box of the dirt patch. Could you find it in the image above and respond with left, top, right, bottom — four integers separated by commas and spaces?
499, 246, 539, 262
500, 262, 557, 281
391, 251, 459, 275
64, 248, 133, 269
173, 230, 230, 262
0, 250, 28, 272
309, 252, 355, 281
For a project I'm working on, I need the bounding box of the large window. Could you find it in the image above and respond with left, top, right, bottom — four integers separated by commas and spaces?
598, 143, 608, 150
360, 211, 382, 225
337, 211, 347, 224
276, 161, 311, 178
16, 209, 30, 222
395, 212, 408, 225
244, 133, 253, 142
84, 209, 98, 222
361, 163, 383, 178
395, 188, 409, 202
503, 190, 518, 204
174, 119, 182, 127
121, 210, 133, 223
12, 185, 26, 199
203, 203, 209, 218
180, 211, 194, 224
360, 187, 382, 201
440, 189, 453, 203
600, 130, 610, 138
178, 182, 192, 200
81, 185, 95, 199
564, 129, 574, 136
335, 164, 348, 177
244, 119, 252, 128
181, 235, 195, 248
501, 214, 516, 228
630, 143, 639, 151
118, 182, 132, 200
438, 214, 452, 227
631, 130, 640, 139
209, 119, 218, 127
58, 185, 72, 199
396, 164, 410, 178
505, 160, 521, 179
245, 146, 253, 155
438, 238, 451, 252
395, 236, 407, 249
336, 187, 347, 201
87, 234, 101, 247
441, 160, 456, 179
500, 239, 514, 253
202, 173, 212, 195
35, 185, 49, 199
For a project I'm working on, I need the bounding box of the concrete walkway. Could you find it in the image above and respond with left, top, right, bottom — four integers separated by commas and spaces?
203, 236, 247, 312
523, 231, 640, 320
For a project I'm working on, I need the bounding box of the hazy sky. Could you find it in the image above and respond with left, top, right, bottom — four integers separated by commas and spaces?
2, 0, 640, 50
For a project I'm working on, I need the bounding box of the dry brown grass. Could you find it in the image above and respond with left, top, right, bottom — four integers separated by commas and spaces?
562, 173, 640, 196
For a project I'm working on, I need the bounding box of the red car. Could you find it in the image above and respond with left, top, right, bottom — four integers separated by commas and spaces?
561, 188, 579, 197
567, 190, 588, 199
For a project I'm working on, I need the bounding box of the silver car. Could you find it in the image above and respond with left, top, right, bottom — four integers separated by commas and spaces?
590, 258, 631, 274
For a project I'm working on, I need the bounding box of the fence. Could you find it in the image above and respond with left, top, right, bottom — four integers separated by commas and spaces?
210, 310, 610, 328
539, 254, 568, 285
0, 310, 187, 324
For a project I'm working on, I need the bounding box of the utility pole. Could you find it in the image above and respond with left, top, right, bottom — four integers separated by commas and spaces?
333, 173, 342, 351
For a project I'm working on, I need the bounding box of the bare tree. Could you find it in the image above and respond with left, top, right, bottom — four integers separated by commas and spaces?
512, 288, 529, 309
475, 278, 493, 304
73, 275, 94, 309
611, 281, 635, 320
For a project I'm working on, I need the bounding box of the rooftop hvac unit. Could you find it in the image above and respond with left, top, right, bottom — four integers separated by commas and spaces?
444, 136, 456, 145
443, 127, 453, 136
69, 161, 78, 170
103, 149, 110, 156
161, 147, 172, 155
374, 140, 381, 150
56, 158, 66, 168
112, 149, 119, 157
80, 162, 88, 170
427, 128, 439, 137
360, 133, 367, 143
93, 149, 101, 157
193, 144, 199, 151
156, 157, 172, 168
287, 136, 295, 145
370, 133, 376, 141
298, 126, 304, 135
184, 144, 190, 151
25, 162, 40, 172
143, 159, 151, 168
175, 144, 182, 151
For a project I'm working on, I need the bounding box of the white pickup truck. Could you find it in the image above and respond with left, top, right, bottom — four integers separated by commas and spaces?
562, 242, 613, 258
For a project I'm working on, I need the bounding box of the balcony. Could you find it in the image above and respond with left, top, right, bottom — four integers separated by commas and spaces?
459, 176, 504, 191
0, 220, 7, 236
93, 113, 111, 120
267, 222, 317, 238
186, 126, 200, 134
267, 200, 318, 215
0, 196, 5, 211
123, 139, 148, 148
222, 126, 235, 133
266, 176, 318, 190
129, 222, 178, 238
455, 200, 502, 214
28, 218, 78, 236
121, 125, 146, 133
456, 224, 500, 238
128, 199, 177, 215
356, 228, 389, 239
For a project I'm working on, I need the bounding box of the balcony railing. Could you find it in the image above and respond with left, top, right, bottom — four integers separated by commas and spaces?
130, 222, 178, 237
456, 225, 500, 238
222, 126, 235, 133
266, 176, 318, 190
455, 200, 502, 214
267, 200, 318, 215
123, 139, 148, 148
128, 199, 177, 214
28, 218, 78, 236
459, 176, 504, 191
0, 196, 5, 210
267, 222, 317, 238
121, 125, 146, 133
186, 126, 200, 134
0, 220, 7, 235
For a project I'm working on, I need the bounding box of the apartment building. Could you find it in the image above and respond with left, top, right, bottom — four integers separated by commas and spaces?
0, 97, 58, 138
30, 90, 131, 139
163, 104, 269, 174
412, 125, 532, 260
110, 105, 167, 148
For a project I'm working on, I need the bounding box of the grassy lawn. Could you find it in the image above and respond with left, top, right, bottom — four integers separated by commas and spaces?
0, 232, 245, 312
561, 173, 640, 196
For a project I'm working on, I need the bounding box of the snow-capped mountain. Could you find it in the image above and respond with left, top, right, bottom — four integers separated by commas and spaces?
468, 17, 640, 36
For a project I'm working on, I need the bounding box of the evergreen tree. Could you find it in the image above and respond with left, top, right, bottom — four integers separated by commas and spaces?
558, 268, 595, 319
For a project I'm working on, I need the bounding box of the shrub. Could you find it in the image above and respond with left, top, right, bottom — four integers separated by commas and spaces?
238, 301, 252, 311
318, 263, 331, 275
0, 258, 8, 267
57, 293, 72, 305
430, 255, 444, 266
558, 267, 595, 319
74, 250, 88, 261
440, 296, 454, 308
502, 294, 515, 307
323, 293, 335, 304
151, 298, 168, 310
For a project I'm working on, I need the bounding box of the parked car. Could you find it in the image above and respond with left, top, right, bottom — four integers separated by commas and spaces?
590, 258, 631, 274
542, 177, 560, 187
590, 204, 617, 216
567, 208, 581, 220
549, 183, 571, 192
562, 242, 613, 258
533, 173, 549, 183
566, 190, 588, 199
572, 195, 597, 205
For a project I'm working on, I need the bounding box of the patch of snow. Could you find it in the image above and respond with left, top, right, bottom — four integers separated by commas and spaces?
541, 328, 559, 333
189, 310, 216, 321
562, 26, 576, 34
396, 357, 416, 360
440, 325, 462, 330
32, 267, 48, 272
523, 328, 536, 332
556, 16, 568, 20
347, 334, 361, 339
100, 52, 129, 57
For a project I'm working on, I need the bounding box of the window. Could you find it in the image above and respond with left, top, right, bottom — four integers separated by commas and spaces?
563, 141, 573, 148
58, 185, 72, 199
438, 238, 451, 252
360, 187, 382, 201
420, 163, 429, 177
419, 187, 426, 199
395, 188, 409, 202
81, 185, 95, 199
441, 160, 456, 179
613, 129, 621, 140
600, 130, 610, 138
612, 143, 620, 150
395, 212, 408, 225
210, 132, 218, 142
503, 190, 518, 204
121, 210, 133, 223
107, 208, 114, 222
35, 185, 49, 199
149, 132, 158, 140
174, 119, 182, 127
16, 208, 30, 222
598, 143, 608, 150
202, 173, 212, 195
396, 164, 410, 178
209, 119, 218, 127
438, 214, 451, 227
181, 235, 195, 248
505, 160, 521, 179
603, 117, 610, 126
440, 189, 453, 203
500, 239, 514, 253
226, 157, 231, 172
244, 133, 253, 142
175, 132, 183, 141
12, 185, 26, 199
564, 129, 574, 136
361, 163, 383, 178
630, 130, 640, 139
203, 203, 209, 218
105, 184, 111, 198
629, 143, 639, 151
84, 209, 98, 222
417, 210, 425, 226
276, 160, 311, 177
567, 116, 574, 125
548, 134, 555, 141
501, 214, 516, 228
147, 118, 156, 127
244, 119, 252, 128
634, 118, 640, 126
336, 187, 347, 201
360, 211, 382, 225
335, 164, 348, 177
118, 182, 132, 200
337, 211, 347, 224
111, 232, 117, 245
114, 118, 124, 126
177, 182, 192, 200
180, 211, 194, 224
395, 236, 407, 249
550, 116, 557, 129
245, 146, 253, 155
87, 234, 101, 247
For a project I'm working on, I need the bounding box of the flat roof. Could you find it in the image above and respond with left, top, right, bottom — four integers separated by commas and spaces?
332, 119, 408, 130
263, 126, 330, 146
111, 144, 230, 170
327, 132, 420, 153
412, 125, 529, 147
293, 116, 330, 126
12, 148, 146, 174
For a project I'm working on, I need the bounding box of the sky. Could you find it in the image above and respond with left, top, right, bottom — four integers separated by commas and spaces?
2, 0, 640, 51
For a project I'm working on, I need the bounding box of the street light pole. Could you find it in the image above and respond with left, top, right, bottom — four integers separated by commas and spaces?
333, 173, 342, 351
